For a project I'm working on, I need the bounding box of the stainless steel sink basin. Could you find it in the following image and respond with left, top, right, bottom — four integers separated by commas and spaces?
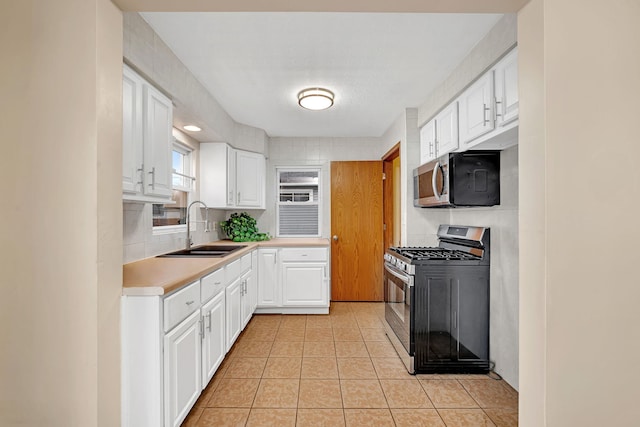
158, 245, 246, 258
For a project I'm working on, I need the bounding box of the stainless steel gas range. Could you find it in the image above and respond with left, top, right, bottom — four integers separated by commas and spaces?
383, 225, 491, 374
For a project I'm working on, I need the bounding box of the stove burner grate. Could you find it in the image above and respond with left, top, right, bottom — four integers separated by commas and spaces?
391, 247, 481, 261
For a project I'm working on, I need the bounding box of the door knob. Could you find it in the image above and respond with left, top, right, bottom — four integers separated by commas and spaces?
332, 235, 338, 241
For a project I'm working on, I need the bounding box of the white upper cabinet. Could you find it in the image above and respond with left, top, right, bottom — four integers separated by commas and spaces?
419, 119, 436, 164
200, 143, 236, 208
434, 102, 459, 157
122, 64, 174, 203
143, 84, 173, 198
122, 66, 143, 194
419, 102, 459, 164
236, 150, 265, 208
200, 142, 265, 209
457, 47, 519, 151
458, 72, 495, 149
494, 48, 519, 127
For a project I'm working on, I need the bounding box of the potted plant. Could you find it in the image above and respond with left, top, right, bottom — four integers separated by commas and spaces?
219, 212, 271, 242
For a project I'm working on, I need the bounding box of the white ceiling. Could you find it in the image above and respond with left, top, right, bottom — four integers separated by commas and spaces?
141, 12, 503, 138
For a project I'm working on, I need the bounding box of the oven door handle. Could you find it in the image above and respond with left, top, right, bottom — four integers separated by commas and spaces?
384, 263, 414, 287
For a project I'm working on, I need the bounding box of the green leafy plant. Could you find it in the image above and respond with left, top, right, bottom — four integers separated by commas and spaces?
219, 212, 271, 242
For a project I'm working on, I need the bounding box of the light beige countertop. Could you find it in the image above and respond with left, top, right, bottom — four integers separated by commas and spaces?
123, 238, 330, 296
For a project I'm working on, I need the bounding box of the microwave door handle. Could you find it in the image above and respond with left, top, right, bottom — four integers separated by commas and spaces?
431, 162, 441, 200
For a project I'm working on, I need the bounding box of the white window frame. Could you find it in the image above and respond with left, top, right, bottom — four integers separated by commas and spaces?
152, 141, 194, 235
276, 167, 322, 238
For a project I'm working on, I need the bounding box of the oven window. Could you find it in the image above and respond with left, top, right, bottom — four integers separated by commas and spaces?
387, 277, 406, 321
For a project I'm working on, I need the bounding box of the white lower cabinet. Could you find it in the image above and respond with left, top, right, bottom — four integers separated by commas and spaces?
201, 291, 225, 387
257, 248, 279, 307
164, 310, 201, 427
257, 246, 330, 314
225, 276, 243, 352
241, 268, 256, 329
122, 250, 257, 427
282, 262, 328, 306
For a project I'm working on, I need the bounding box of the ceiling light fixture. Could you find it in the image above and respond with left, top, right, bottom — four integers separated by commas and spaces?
297, 88, 334, 111
183, 125, 201, 132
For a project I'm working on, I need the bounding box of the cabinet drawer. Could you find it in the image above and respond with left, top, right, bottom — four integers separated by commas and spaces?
201, 268, 225, 303
280, 247, 328, 262
240, 252, 252, 273
163, 280, 201, 332
225, 259, 241, 284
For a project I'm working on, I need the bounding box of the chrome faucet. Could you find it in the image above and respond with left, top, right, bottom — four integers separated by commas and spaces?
186, 200, 209, 249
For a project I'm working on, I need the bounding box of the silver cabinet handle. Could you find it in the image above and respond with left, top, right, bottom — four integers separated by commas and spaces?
483, 103, 490, 126
148, 166, 156, 189
136, 164, 144, 188
199, 319, 204, 339
495, 97, 503, 118
185, 300, 195, 306
206, 313, 212, 331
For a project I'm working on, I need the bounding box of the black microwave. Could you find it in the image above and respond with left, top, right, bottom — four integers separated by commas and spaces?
413, 151, 500, 208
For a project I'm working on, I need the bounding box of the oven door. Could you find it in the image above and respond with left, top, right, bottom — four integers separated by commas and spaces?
383, 262, 414, 356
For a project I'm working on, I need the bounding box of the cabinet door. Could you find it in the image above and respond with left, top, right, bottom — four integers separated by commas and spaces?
143, 84, 173, 198
225, 278, 242, 352
257, 249, 279, 307
435, 102, 459, 157
494, 48, 519, 127
122, 66, 143, 194
281, 262, 328, 307
250, 251, 258, 313
236, 150, 265, 208
163, 310, 201, 427
419, 119, 437, 165
200, 143, 233, 208
240, 270, 253, 329
201, 292, 225, 387
458, 72, 495, 148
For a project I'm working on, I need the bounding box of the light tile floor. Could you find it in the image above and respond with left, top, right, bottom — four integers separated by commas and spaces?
182, 302, 518, 427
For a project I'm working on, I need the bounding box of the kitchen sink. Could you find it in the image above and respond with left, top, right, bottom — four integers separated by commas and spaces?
157, 245, 246, 258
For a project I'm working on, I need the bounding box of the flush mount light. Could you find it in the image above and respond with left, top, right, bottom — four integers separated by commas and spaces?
297, 88, 334, 111
183, 125, 201, 132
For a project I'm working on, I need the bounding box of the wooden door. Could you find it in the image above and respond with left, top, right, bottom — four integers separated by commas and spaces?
331, 161, 383, 301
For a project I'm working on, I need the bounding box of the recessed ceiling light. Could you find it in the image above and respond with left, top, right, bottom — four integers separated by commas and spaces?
183, 125, 201, 132
298, 88, 334, 111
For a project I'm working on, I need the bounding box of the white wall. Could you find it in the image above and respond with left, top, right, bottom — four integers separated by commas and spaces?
0, 0, 122, 425
519, 0, 640, 425
264, 137, 383, 238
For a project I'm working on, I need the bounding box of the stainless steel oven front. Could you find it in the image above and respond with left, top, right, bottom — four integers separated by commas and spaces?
383, 261, 415, 372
